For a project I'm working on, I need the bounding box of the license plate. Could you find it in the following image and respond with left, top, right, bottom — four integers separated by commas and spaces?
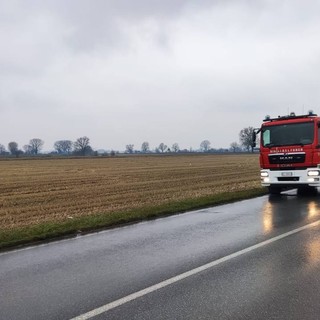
281, 172, 293, 177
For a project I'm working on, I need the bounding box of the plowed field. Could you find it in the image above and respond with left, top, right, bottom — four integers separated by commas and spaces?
0, 154, 260, 231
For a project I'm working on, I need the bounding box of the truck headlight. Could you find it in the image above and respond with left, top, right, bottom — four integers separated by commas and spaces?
261, 171, 269, 177
308, 170, 320, 176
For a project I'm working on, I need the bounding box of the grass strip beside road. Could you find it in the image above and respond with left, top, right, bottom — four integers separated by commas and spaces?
0, 154, 263, 250
0, 187, 266, 250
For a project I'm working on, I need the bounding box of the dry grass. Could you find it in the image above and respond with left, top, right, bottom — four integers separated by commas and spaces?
0, 154, 261, 232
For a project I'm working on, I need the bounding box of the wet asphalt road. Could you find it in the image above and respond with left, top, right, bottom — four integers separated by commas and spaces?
2, 190, 320, 319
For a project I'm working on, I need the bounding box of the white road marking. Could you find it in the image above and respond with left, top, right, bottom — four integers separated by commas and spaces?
70, 219, 320, 320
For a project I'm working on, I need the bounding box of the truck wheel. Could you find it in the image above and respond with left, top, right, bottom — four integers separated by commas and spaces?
268, 186, 282, 195
297, 186, 317, 195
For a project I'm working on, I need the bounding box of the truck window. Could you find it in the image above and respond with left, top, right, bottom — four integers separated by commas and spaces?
262, 122, 314, 147
263, 130, 270, 145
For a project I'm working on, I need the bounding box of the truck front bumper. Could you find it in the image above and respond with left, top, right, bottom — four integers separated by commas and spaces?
261, 168, 320, 187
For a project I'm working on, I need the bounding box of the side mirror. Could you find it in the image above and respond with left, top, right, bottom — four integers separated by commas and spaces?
251, 131, 257, 148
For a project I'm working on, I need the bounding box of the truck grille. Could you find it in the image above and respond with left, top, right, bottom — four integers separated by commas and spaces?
277, 177, 300, 181
268, 153, 305, 164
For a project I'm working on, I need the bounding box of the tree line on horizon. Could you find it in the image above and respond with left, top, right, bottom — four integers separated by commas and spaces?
0, 127, 255, 157
0, 137, 93, 157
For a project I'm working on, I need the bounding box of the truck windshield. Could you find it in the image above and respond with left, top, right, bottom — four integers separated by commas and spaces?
262, 122, 314, 147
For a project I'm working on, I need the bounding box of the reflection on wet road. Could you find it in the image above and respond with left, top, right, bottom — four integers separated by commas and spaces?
262, 190, 320, 233
1, 189, 320, 320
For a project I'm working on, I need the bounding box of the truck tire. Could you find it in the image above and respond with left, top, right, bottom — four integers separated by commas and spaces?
297, 186, 317, 195
268, 186, 282, 195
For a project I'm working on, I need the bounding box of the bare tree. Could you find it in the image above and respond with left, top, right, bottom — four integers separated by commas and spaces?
74, 136, 91, 155
141, 141, 150, 153
230, 142, 240, 153
8, 141, 18, 156
239, 127, 255, 152
158, 143, 167, 153
126, 144, 134, 154
0, 144, 6, 154
172, 143, 180, 153
23, 145, 32, 154
54, 140, 73, 154
29, 138, 44, 155
200, 140, 211, 152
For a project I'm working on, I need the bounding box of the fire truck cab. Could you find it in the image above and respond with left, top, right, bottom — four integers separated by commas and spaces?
253, 111, 320, 194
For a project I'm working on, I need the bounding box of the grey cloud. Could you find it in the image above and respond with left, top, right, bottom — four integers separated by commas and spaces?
18, 0, 219, 52
2, 0, 320, 151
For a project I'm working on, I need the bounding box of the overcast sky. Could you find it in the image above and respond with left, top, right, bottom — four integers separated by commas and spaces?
2, 0, 320, 152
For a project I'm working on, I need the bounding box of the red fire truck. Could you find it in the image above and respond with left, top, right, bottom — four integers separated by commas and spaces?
253, 111, 320, 194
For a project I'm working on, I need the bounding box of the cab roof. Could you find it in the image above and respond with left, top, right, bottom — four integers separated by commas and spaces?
263, 112, 318, 123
